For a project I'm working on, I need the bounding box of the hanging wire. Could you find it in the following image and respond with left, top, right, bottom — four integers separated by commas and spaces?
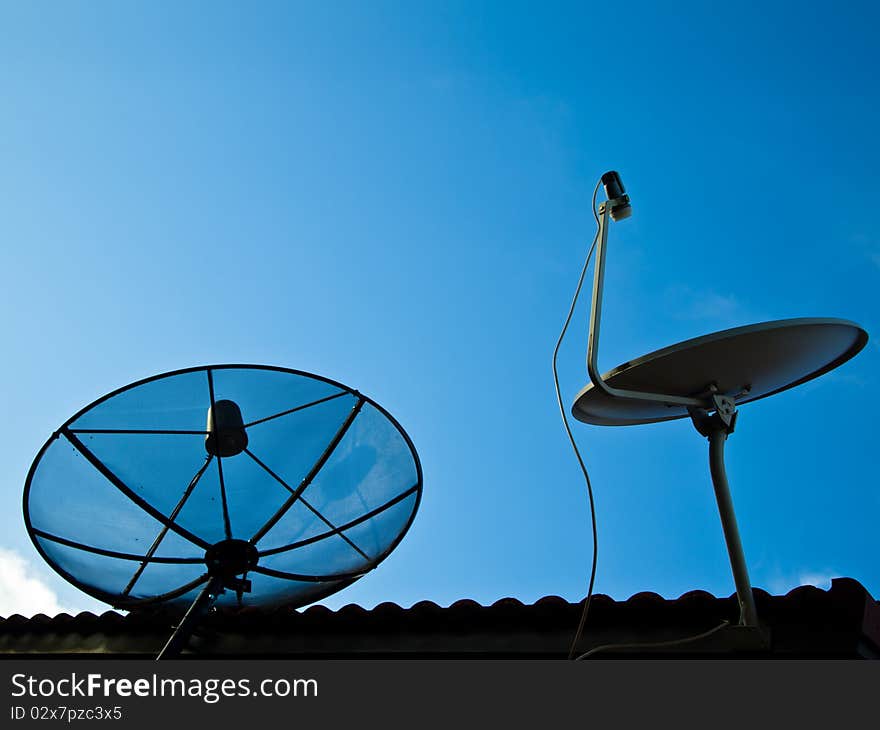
556, 176, 739, 660
574, 620, 732, 660
552, 177, 602, 659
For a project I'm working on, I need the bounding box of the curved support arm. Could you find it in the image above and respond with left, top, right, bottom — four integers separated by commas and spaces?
586, 201, 707, 409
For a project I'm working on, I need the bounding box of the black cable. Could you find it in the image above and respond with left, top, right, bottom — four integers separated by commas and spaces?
552, 178, 602, 659
574, 620, 731, 660
556, 178, 737, 661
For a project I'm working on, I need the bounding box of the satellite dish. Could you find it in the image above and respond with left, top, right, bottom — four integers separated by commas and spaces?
570, 172, 868, 648
573, 318, 867, 426
24, 365, 422, 657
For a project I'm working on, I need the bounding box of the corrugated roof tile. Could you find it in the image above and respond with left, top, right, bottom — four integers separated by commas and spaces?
1, 579, 875, 647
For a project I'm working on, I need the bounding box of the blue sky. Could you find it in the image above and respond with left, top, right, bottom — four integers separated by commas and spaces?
0, 1, 877, 617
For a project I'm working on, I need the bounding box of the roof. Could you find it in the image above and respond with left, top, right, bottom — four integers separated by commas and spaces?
1, 578, 877, 658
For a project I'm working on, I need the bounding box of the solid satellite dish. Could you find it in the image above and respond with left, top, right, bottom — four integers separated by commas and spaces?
573, 318, 867, 426
24, 365, 422, 657
570, 172, 868, 648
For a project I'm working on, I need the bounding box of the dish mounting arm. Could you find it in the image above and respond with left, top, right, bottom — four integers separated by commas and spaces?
586, 198, 708, 409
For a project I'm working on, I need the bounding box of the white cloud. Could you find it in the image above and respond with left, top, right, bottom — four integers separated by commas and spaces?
797, 571, 836, 590
663, 284, 744, 324
0, 548, 71, 618
766, 570, 837, 595
850, 232, 880, 270
827, 371, 868, 388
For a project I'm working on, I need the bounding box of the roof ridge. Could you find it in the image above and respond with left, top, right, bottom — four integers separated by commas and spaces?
1, 578, 873, 624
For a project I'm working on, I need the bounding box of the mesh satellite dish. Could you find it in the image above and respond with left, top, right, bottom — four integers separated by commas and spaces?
571, 172, 868, 647
24, 365, 422, 658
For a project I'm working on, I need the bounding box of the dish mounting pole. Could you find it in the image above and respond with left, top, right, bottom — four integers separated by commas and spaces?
156, 538, 258, 660
156, 576, 226, 660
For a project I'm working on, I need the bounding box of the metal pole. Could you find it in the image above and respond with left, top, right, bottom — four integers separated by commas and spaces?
156, 576, 224, 660
707, 429, 759, 627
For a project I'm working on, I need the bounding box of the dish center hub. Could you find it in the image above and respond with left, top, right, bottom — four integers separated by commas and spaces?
204, 539, 259, 579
